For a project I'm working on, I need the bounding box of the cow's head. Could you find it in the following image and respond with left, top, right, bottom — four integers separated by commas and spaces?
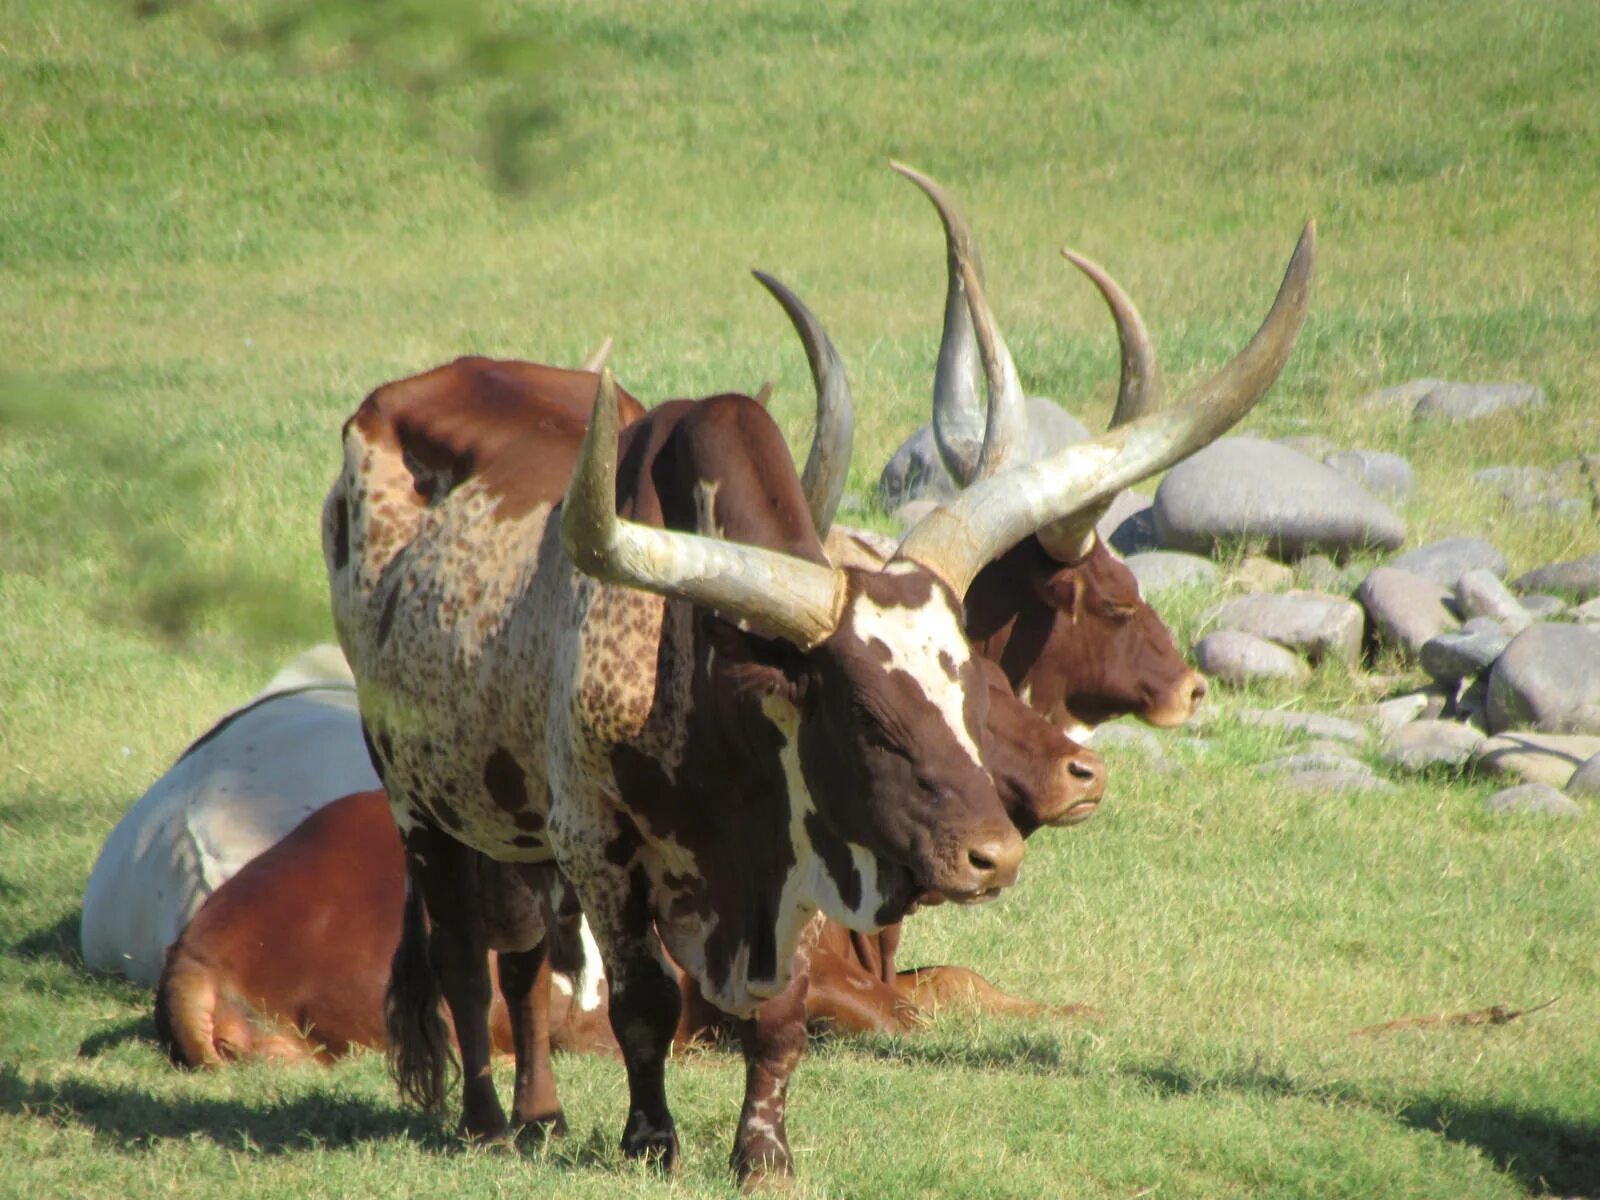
895, 163, 1304, 730
973, 656, 1104, 835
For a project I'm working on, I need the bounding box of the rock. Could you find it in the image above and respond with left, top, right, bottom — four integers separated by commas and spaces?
1362, 378, 1444, 410
1473, 731, 1600, 789
1282, 769, 1395, 795
1511, 554, 1600, 602
1485, 624, 1600, 734
1380, 720, 1484, 771
1295, 554, 1352, 595
1088, 724, 1165, 756
1360, 690, 1445, 736
1262, 751, 1372, 776
1229, 555, 1296, 592
878, 425, 957, 509
1574, 598, 1600, 626
1124, 551, 1220, 596
1152, 437, 1406, 560
1389, 537, 1508, 589
1411, 382, 1547, 422
1455, 568, 1533, 635
1235, 707, 1369, 745
1484, 783, 1582, 818
1324, 449, 1415, 500
879, 393, 1097, 509
1454, 677, 1491, 732
1358, 567, 1460, 659
1419, 626, 1510, 684
1567, 753, 1600, 798
1210, 591, 1365, 663
1099, 489, 1157, 555
1193, 632, 1311, 687
1520, 594, 1569, 620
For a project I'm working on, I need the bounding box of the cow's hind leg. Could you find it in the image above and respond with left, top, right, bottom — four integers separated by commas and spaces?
402, 825, 515, 1144
497, 945, 567, 1139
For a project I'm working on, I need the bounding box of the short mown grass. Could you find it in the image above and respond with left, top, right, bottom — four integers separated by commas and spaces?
3, 0, 1598, 1196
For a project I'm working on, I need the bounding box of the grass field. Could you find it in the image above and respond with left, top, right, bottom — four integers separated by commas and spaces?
3, 0, 1599, 1196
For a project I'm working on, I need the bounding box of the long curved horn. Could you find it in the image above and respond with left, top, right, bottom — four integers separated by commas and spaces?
752, 271, 854, 536
580, 337, 614, 373
562, 370, 847, 650
891, 161, 1029, 485
894, 221, 1315, 595
1023, 249, 1167, 562
1061, 248, 1163, 429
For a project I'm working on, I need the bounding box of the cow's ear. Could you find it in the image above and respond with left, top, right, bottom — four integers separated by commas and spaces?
703, 614, 806, 703
1035, 566, 1084, 624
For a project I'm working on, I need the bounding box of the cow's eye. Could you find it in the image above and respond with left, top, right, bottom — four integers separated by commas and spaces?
1103, 603, 1139, 622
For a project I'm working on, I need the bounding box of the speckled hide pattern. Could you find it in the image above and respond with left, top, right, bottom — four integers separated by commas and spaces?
322, 358, 1024, 1179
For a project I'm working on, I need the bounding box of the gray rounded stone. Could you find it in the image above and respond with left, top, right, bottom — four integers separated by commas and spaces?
1411, 382, 1547, 422
1456, 568, 1532, 635
1323, 449, 1416, 500
1358, 567, 1461, 659
1380, 720, 1485, 772
1484, 783, 1582, 818
1089, 724, 1166, 757
1276, 435, 1338, 459
1473, 732, 1600, 789
893, 499, 940, 532
1099, 489, 1157, 554
1152, 437, 1406, 560
1124, 550, 1220, 596
1235, 707, 1369, 745
1361, 378, 1444, 410
1567, 753, 1600, 798
1194, 631, 1310, 687
1282, 768, 1395, 795
1025, 396, 1093, 453
1210, 590, 1366, 663
1485, 624, 1600, 734
1360, 690, 1447, 736
1419, 626, 1511, 684
1262, 751, 1371, 776
1511, 554, 1600, 602
1574, 598, 1600, 626
1520, 594, 1569, 619
1389, 538, 1508, 589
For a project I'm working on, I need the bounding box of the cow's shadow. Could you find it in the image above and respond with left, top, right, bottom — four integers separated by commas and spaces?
855, 1035, 1600, 1197
0, 1064, 444, 1154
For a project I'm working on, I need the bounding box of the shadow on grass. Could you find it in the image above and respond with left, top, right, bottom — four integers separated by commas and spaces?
0, 1063, 444, 1154
77, 1016, 158, 1059
9, 912, 84, 967
856, 1036, 1600, 1196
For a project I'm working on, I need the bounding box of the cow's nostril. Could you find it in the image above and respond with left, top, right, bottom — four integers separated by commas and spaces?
1068, 760, 1097, 781
1189, 674, 1209, 705
967, 847, 996, 873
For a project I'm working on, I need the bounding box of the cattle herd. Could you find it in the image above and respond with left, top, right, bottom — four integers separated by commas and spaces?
81, 164, 1315, 1185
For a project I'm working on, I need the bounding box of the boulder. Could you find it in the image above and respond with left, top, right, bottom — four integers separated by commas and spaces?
1511, 554, 1600, 602
1235, 707, 1369, 745
1295, 554, 1354, 595
1419, 625, 1510, 685
1574, 598, 1600, 626
1099, 489, 1157, 555
1380, 720, 1484, 772
1455, 568, 1532, 635
1484, 783, 1582, 818
1472, 731, 1600, 789
1411, 382, 1546, 422
1359, 689, 1447, 736
1323, 449, 1415, 500
1152, 437, 1406, 560
1262, 751, 1372, 777
1210, 590, 1365, 663
1389, 538, 1508, 589
1361, 378, 1444, 411
1485, 624, 1600, 734
1281, 769, 1395, 795
893, 499, 939, 531
878, 425, 957, 509
1520, 594, 1569, 620
1124, 551, 1220, 596
1358, 567, 1460, 659
1567, 753, 1600, 798
1193, 632, 1311, 687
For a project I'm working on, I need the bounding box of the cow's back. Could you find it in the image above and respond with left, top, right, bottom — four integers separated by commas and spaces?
81, 650, 379, 985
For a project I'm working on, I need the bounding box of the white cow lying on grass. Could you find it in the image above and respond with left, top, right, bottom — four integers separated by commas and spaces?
80, 645, 379, 985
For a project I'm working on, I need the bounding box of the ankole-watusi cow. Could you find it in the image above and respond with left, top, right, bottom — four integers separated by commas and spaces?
327, 216, 1310, 1180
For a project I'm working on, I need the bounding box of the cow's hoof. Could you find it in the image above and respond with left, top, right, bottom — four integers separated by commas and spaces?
731, 1139, 794, 1190
621, 1114, 679, 1171
516, 1109, 569, 1144
456, 1120, 516, 1150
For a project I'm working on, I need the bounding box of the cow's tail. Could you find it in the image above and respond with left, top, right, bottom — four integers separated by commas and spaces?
386, 879, 456, 1113
154, 945, 225, 1068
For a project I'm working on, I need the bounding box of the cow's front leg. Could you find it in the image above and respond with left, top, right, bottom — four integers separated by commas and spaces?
497, 945, 567, 1138
604, 893, 682, 1168
729, 941, 814, 1185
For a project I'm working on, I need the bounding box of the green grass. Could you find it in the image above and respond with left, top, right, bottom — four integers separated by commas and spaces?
3, 0, 1599, 1195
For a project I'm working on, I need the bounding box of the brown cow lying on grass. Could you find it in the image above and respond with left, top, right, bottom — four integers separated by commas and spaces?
154, 653, 1106, 1067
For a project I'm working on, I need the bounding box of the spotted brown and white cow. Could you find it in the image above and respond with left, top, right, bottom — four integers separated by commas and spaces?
326, 224, 1311, 1181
